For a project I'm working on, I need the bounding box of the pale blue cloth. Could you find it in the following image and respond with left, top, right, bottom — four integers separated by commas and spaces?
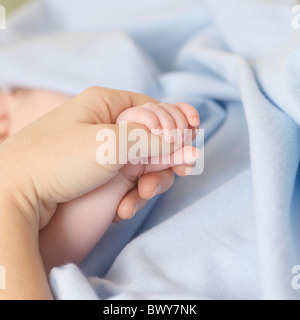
1, 0, 300, 299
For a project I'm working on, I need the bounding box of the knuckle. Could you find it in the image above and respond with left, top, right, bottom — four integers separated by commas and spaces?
143, 102, 157, 109
159, 102, 172, 109
83, 86, 102, 95
164, 116, 176, 129
131, 107, 147, 119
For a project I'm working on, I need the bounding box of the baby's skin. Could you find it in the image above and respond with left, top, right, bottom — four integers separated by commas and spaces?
0, 88, 200, 272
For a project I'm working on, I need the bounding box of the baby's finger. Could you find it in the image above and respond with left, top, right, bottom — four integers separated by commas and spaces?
174, 102, 200, 127
140, 103, 176, 142
158, 103, 188, 142
116, 107, 161, 132
143, 146, 200, 174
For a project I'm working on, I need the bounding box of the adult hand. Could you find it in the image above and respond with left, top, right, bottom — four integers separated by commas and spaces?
1, 87, 187, 228
0, 86, 194, 299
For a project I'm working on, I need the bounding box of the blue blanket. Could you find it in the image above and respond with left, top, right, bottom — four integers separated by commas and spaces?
1, 0, 300, 299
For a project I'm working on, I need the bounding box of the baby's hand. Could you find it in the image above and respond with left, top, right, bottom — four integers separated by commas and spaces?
116, 102, 200, 144
115, 101, 200, 180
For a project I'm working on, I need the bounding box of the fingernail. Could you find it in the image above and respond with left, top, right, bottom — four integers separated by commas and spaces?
193, 115, 200, 126
167, 134, 175, 143
163, 130, 175, 143
185, 149, 201, 164
151, 127, 163, 135
128, 202, 140, 219
149, 184, 162, 199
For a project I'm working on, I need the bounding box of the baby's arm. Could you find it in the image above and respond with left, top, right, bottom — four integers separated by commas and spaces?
39, 102, 200, 273
39, 171, 137, 272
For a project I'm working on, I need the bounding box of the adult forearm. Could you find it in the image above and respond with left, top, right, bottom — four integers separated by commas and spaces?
0, 193, 53, 300
0, 157, 53, 300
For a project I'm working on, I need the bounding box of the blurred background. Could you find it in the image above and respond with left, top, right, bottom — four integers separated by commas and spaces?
1, 0, 30, 15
